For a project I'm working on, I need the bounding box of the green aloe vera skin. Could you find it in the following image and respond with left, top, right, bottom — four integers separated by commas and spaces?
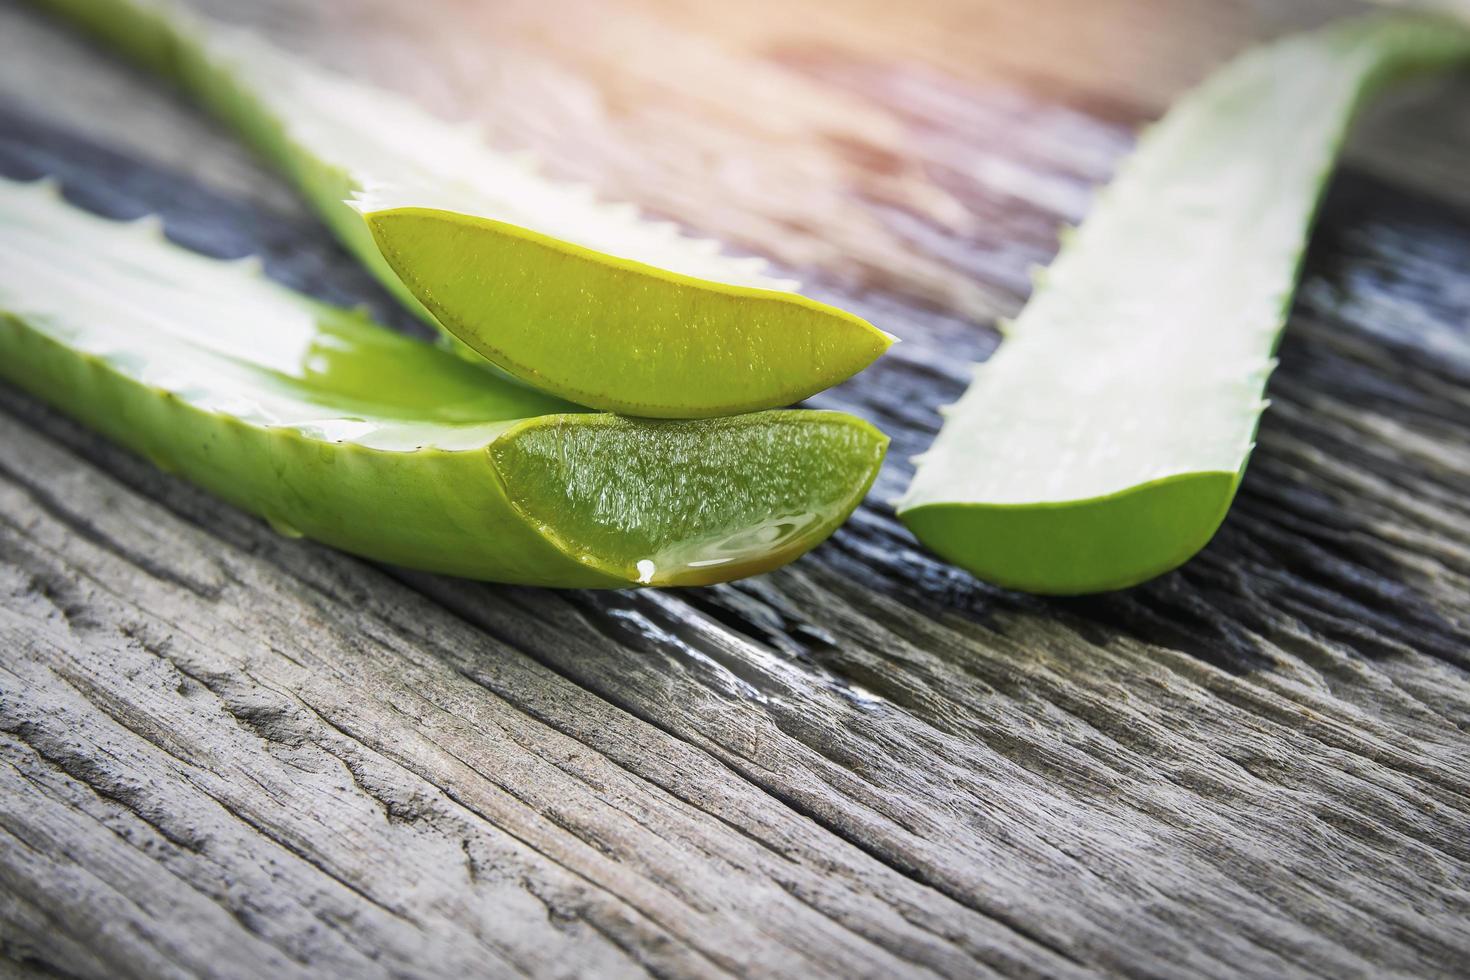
33, 0, 893, 419
0, 177, 887, 588
899, 14, 1470, 596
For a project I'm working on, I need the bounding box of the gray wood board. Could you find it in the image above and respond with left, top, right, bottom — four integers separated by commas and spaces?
1, 1, 1469, 977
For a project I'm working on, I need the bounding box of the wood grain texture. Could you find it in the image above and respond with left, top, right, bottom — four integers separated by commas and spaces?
1, 0, 1469, 976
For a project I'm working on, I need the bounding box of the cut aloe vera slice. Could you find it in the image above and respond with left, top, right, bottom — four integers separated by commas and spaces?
31, 0, 892, 419
899, 14, 1470, 595
0, 176, 887, 587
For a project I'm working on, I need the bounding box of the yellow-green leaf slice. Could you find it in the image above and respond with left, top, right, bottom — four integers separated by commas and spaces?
0, 175, 887, 587
899, 14, 1470, 595
33, 0, 893, 418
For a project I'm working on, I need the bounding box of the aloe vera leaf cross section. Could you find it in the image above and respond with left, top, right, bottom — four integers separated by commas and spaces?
900, 14, 1470, 595
0, 175, 888, 587
34, 0, 893, 418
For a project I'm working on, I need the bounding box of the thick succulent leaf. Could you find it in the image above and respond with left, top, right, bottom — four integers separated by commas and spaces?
899, 14, 1470, 595
0, 176, 887, 587
33, 0, 893, 418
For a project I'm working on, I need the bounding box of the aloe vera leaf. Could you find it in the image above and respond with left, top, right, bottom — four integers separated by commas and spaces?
0, 176, 887, 587
897, 14, 1470, 596
29, 0, 892, 419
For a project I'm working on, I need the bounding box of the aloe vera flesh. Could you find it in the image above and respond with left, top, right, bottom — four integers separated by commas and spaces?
0, 177, 887, 587
32, 0, 892, 419
898, 14, 1470, 595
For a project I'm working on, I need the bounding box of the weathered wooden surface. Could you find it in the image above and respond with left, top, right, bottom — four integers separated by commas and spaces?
2, 0, 1469, 976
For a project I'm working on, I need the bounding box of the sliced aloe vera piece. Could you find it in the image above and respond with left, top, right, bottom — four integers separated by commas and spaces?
898, 14, 1470, 595
0, 176, 887, 587
31, 0, 892, 419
